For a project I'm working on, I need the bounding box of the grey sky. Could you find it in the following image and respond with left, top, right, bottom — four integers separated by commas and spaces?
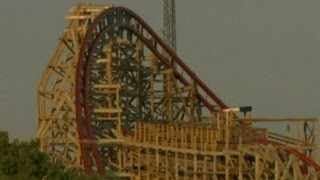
0, 0, 319, 139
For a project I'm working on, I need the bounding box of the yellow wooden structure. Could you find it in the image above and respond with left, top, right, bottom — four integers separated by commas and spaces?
37, 4, 320, 179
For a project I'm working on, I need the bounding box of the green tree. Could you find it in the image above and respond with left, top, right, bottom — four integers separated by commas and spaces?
0, 131, 118, 179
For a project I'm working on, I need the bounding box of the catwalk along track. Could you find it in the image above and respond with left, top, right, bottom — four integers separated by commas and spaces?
37, 4, 320, 179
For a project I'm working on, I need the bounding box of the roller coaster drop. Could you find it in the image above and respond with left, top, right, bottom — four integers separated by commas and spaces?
37, 4, 320, 179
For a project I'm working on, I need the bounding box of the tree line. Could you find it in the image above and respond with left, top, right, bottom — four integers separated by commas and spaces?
0, 131, 117, 180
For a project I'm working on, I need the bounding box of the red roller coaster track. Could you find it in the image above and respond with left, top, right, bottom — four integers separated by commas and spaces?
253, 140, 320, 171
75, 6, 228, 174
52, 7, 320, 177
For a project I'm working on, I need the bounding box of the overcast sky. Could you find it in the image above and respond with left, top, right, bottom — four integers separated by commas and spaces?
0, 0, 320, 139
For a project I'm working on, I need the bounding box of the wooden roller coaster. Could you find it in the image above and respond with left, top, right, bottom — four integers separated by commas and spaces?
37, 4, 320, 179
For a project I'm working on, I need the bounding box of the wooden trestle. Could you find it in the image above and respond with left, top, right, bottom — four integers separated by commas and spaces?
107, 114, 319, 179
37, 3, 320, 179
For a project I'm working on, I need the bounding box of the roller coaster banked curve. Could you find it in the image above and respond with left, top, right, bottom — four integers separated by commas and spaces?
65, 6, 320, 176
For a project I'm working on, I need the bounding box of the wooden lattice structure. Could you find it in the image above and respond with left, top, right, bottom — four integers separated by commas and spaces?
37, 4, 320, 179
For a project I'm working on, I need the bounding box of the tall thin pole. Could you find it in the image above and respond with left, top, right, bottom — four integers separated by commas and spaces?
163, 0, 176, 52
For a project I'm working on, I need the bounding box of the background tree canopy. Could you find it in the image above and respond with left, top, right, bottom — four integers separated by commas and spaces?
0, 131, 118, 180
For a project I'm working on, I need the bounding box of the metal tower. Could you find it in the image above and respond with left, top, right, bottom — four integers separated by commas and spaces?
163, 0, 176, 52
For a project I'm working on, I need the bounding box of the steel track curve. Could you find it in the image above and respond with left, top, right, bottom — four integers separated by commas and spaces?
70, 6, 320, 177
253, 140, 320, 171
75, 6, 228, 173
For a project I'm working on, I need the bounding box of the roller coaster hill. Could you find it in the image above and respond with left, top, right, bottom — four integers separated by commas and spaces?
36, 3, 320, 180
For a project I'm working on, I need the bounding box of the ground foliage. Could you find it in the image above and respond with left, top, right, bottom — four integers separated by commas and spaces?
0, 131, 117, 180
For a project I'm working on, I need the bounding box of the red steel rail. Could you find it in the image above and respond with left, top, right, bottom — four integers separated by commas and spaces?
253, 140, 320, 171
75, 6, 228, 173
74, 6, 320, 175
